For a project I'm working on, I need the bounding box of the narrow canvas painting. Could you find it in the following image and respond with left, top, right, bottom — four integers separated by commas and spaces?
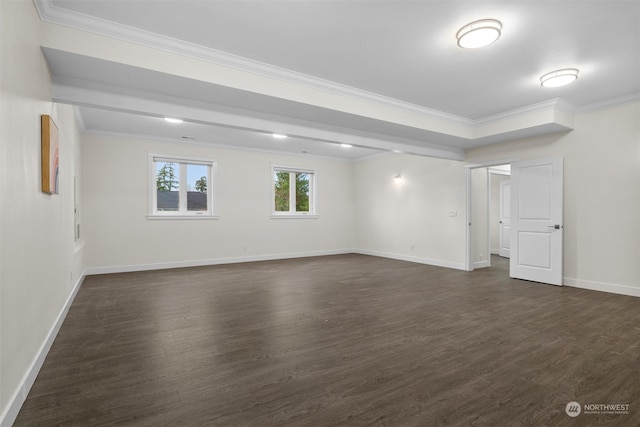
41, 115, 59, 194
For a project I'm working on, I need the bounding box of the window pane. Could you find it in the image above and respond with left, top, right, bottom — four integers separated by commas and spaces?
295, 173, 310, 212
156, 162, 179, 211
187, 164, 208, 211
274, 171, 290, 212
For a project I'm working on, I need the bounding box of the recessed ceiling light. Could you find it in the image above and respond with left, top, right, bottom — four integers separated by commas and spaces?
164, 117, 183, 124
540, 68, 579, 88
340, 143, 353, 148
456, 19, 502, 49
272, 133, 288, 139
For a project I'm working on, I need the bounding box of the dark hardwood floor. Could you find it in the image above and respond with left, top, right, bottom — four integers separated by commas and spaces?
14, 254, 640, 426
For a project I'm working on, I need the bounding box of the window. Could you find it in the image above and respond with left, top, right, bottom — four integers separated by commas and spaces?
149, 155, 216, 218
271, 165, 316, 217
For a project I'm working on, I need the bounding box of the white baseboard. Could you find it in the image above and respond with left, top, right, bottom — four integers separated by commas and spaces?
564, 277, 640, 298
84, 249, 355, 275
473, 260, 490, 269
354, 249, 467, 271
1, 272, 86, 427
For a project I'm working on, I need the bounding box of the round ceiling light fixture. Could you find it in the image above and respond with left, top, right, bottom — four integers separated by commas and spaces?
456, 19, 502, 49
540, 68, 579, 88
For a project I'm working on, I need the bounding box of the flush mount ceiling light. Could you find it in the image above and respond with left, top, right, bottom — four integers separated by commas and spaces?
456, 19, 502, 49
340, 143, 353, 148
272, 133, 288, 139
163, 117, 183, 124
540, 68, 579, 88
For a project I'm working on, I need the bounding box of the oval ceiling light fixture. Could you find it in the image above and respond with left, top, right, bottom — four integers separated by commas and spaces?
456, 19, 502, 49
540, 68, 579, 88
272, 133, 288, 139
340, 143, 353, 148
164, 117, 183, 124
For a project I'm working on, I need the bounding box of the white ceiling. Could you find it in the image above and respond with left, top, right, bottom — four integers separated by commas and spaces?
36, 0, 640, 160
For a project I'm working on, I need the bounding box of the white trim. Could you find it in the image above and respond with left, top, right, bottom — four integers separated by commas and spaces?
465, 169, 472, 271
272, 165, 316, 174
147, 214, 219, 220
84, 250, 354, 275
270, 214, 319, 219
465, 158, 519, 169
152, 156, 213, 166
84, 250, 466, 276
354, 249, 467, 271
474, 261, 490, 269
0, 272, 86, 427
488, 167, 511, 176
564, 277, 640, 298
576, 92, 640, 113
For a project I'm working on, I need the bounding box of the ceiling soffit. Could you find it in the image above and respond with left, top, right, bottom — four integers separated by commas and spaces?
35, 0, 581, 159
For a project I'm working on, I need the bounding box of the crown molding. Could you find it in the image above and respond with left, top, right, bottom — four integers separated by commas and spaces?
472, 98, 576, 125
576, 92, 640, 113
33, 0, 471, 126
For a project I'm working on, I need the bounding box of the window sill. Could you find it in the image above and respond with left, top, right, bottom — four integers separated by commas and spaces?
147, 214, 219, 220
270, 214, 319, 219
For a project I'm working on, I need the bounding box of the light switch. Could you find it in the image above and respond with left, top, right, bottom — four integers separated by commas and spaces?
449, 211, 458, 217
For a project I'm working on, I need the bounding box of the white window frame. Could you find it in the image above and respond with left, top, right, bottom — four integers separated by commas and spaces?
148, 154, 218, 220
270, 164, 318, 219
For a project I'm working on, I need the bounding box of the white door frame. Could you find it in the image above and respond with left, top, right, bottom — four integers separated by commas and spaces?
498, 178, 511, 258
465, 159, 518, 271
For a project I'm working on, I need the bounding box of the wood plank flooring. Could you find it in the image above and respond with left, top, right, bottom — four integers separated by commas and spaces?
14, 254, 640, 426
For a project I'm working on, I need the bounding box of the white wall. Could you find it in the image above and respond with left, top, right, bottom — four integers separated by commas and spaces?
466, 101, 640, 296
353, 153, 467, 269
81, 134, 355, 271
0, 1, 84, 424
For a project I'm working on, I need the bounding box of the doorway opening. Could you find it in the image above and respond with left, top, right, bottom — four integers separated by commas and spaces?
465, 162, 512, 273
466, 157, 564, 286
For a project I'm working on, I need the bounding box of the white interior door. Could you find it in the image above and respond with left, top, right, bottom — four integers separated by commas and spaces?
499, 180, 511, 258
510, 157, 563, 286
